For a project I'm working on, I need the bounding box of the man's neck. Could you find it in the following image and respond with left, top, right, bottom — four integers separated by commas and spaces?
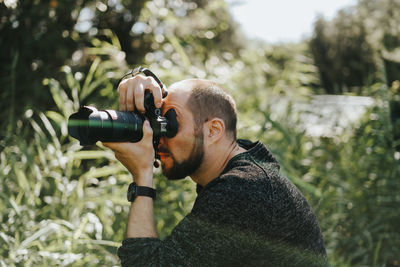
191, 139, 246, 187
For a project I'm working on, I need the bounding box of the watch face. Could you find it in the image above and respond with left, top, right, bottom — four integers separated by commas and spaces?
127, 183, 137, 202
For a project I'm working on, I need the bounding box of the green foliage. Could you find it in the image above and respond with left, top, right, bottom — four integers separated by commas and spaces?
310, 0, 400, 94
0, 35, 125, 266
0, 0, 148, 137
308, 84, 400, 265
0, 33, 195, 266
1, 0, 400, 266
0, 110, 124, 266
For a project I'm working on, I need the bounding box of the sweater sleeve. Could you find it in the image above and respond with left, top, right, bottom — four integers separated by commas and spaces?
117, 180, 258, 266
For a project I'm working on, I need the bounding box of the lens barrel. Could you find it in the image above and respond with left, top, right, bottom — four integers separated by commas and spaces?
68, 106, 145, 146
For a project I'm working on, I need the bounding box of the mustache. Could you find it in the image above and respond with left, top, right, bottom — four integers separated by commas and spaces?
157, 147, 169, 153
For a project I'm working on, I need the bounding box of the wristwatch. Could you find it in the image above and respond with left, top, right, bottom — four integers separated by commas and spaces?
127, 182, 156, 202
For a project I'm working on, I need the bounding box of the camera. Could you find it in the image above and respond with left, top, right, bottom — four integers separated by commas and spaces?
67, 67, 178, 149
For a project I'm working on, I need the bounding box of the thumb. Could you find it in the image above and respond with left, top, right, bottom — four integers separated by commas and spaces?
102, 142, 113, 149
142, 120, 153, 141
102, 142, 121, 151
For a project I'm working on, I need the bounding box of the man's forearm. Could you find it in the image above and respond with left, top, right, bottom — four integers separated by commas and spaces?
126, 196, 158, 238
126, 174, 158, 238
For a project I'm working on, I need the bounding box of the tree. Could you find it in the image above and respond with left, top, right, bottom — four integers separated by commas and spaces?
310, 0, 400, 95
0, 0, 147, 137
310, 10, 377, 94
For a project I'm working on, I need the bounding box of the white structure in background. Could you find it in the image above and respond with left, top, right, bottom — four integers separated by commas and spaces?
300, 95, 375, 137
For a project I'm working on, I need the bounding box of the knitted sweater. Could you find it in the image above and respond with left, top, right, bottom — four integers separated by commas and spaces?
118, 140, 328, 266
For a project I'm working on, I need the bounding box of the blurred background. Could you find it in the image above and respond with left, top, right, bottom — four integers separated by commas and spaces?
0, 0, 399, 266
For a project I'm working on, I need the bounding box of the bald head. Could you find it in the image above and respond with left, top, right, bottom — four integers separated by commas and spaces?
169, 79, 238, 140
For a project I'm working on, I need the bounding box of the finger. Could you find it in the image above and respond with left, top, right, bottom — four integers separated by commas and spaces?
142, 120, 154, 142
119, 75, 162, 112
118, 81, 127, 111
134, 83, 145, 113
126, 85, 135, 111
124, 77, 140, 112
142, 76, 163, 108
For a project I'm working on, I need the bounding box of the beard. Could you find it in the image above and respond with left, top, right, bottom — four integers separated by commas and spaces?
161, 129, 204, 180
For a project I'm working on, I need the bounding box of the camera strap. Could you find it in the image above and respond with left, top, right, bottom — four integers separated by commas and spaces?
120, 66, 168, 98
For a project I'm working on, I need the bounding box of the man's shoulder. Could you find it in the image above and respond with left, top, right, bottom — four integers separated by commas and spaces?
193, 158, 275, 225
228, 139, 281, 179
199, 156, 274, 199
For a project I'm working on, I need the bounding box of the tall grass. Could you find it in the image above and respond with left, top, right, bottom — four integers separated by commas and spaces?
0, 35, 196, 266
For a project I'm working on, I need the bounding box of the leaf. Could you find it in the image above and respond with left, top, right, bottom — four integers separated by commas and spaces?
64, 66, 81, 94
46, 111, 68, 138
167, 35, 191, 69
18, 223, 59, 250
39, 112, 61, 150
80, 57, 101, 101
0, 232, 11, 245
14, 167, 30, 194
75, 239, 120, 247
9, 198, 21, 215
80, 75, 110, 101
285, 171, 322, 198
47, 78, 74, 117
45, 111, 65, 125
81, 165, 123, 179
72, 150, 115, 160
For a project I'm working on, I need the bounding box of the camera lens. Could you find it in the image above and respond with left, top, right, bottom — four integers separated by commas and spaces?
68, 106, 145, 146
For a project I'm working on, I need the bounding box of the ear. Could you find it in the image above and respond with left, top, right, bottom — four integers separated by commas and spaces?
204, 118, 225, 144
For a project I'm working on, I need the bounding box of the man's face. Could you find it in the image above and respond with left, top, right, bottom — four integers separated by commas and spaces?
158, 127, 204, 180
157, 82, 204, 180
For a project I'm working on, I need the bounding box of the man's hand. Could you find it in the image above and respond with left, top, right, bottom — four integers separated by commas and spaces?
118, 75, 163, 112
103, 120, 154, 186
103, 75, 164, 186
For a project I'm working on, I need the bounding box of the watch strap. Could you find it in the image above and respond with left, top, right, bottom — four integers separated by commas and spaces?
127, 182, 156, 202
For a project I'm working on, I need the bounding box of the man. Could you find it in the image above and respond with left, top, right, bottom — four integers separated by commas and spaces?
104, 74, 328, 266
